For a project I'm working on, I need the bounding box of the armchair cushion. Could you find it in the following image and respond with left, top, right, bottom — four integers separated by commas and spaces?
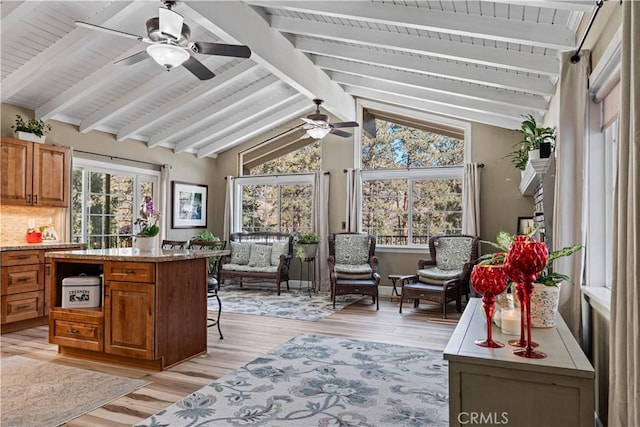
230, 242, 252, 265
335, 234, 370, 265
270, 240, 289, 266
435, 237, 473, 270
248, 244, 272, 268
335, 263, 373, 279
417, 267, 463, 284
221, 263, 277, 273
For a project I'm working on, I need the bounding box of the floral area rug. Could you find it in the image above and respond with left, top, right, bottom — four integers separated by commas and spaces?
209, 284, 364, 321
136, 334, 448, 426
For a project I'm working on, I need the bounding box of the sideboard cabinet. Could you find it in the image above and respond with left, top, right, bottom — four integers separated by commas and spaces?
0, 137, 70, 207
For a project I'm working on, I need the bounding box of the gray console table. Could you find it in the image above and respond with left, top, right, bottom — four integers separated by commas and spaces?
444, 298, 594, 427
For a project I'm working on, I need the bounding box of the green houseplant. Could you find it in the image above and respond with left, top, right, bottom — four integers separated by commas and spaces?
11, 114, 52, 143
506, 114, 556, 171
192, 230, 220, 242
294, 231, 319, 259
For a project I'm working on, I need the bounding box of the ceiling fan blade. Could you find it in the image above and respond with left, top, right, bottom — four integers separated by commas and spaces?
114, 51, 149, 66
158, 7, 184, 41
330, 128, 353, 138
301, 117, 316, 125
192, 42, 251, 58
75, 21, 144, 41
182, 56, 215, 80
332, 121, 359, 129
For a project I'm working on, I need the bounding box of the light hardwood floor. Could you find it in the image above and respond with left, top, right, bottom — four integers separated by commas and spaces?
0, 296, 464, 426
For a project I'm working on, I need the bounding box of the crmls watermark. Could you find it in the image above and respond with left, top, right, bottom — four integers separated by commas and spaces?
458, 412, 509, 425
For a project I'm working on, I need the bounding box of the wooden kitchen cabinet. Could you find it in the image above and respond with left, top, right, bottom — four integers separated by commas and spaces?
1, 250, 45, 325
0, 137, 70, 207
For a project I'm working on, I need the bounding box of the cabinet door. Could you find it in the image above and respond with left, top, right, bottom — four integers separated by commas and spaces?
0, 137, 32, 205
33, 144, 69, 207
104, 281, 154, 360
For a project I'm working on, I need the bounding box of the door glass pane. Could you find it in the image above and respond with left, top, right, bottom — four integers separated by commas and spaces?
362, 180, 408, 245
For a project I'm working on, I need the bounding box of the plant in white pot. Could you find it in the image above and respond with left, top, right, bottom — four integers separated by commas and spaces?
294, 231, 319, 259
11, 114, 52, 144
505, 114, 556, 171
480, 230, 582, 327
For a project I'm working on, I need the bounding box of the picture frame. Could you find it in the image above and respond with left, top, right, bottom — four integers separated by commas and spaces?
172, 181, 208, 229
517, 216, 535, 235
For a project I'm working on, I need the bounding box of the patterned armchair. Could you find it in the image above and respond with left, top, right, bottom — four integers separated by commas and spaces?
327, 233, 381, 310
400, 234, 479, 318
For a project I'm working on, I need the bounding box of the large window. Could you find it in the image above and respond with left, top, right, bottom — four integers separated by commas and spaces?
72, 159, 159, 249
359, 104, 467, 247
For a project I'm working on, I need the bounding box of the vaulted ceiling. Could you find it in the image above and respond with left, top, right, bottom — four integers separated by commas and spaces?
1, 1, 595, 158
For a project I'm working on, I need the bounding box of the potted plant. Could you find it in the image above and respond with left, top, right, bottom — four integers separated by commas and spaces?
26, 226, 46, 244
134, 196, 161, 252
480, 230, 582, 327
11, 114, 52, 144
294, 231, 319, 259
505, 114, 556, 171
192, 230, 220, 242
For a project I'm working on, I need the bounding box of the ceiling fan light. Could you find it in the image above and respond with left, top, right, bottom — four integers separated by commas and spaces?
306, 127, 331, 139
146, 44, 189, 69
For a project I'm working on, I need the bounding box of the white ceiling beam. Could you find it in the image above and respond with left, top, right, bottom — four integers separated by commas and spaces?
316, 57, 548, 112
35, 45, 144, 122
171, 77, 282, 152
345, 85, 524, 130
197, 96, 314, 158
2, 1, 142, 102
1, 1, 42, 34
298, 39, 555, 97
331, 72, 534, 121
116, 61, 259, 141
490, 1, 595, 12
249, 1, 574, 50
182, 2, 355, 121
269, 15, 558, 76
176, 87, 299, 154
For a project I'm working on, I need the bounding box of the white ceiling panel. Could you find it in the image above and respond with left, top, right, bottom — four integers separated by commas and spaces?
1, 0, 593, 157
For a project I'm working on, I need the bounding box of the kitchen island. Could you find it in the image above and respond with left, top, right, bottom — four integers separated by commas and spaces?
46, 247, 229, 370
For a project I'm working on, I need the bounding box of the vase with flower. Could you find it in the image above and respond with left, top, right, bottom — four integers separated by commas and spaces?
134, 196, 161, 252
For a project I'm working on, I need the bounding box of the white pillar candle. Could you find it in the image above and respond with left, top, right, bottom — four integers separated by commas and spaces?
501, 308, 521, 335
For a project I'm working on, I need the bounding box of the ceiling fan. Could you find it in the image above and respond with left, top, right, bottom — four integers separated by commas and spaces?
75, 1, 251, 80
302, 99, 359, 139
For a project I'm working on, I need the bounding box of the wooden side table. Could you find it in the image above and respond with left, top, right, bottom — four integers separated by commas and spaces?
387, 274, 415, 300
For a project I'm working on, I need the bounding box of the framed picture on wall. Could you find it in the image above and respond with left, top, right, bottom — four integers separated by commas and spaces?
172, 181, 208, 229
517, 216, 535, 235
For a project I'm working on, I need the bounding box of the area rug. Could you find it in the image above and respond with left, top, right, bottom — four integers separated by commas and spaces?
136, 334, 448, 426
210, 285, 364, 321
1, 356, 150, 427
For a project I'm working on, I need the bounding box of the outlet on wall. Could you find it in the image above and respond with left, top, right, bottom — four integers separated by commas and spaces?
341, 221, 346, 230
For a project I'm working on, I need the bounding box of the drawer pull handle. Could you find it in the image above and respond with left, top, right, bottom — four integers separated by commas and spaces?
16, 305, 30, 310
15, 255, 31, 260
16, 277, 31, 282
67, 328, 80, 334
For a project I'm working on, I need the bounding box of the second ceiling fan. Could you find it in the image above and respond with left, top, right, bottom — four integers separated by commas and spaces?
76, 0, 251, 80
302, 99, 359, 139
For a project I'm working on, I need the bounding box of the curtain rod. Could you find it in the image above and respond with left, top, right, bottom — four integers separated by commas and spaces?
342, 164, 484, 173
571, 0, 605, 64
73, 149, 165, 168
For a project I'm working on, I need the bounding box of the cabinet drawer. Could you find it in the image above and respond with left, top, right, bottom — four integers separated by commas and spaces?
49, 310, 103, 351
1, 291, 44, 323
104, 262, 154, 283
1, 250, 43, 266
1, 264, 43, 295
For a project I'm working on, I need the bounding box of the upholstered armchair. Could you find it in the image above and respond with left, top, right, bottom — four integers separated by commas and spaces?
327, 233, 381, 310
400, 234, 479, 318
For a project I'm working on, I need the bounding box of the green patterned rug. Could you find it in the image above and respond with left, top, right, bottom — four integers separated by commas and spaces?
136, 334, 448, 426
1, 356, 150, 427
210, 284, 364, 321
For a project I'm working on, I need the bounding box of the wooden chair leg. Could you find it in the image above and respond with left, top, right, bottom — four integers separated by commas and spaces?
399, 295, 404, 313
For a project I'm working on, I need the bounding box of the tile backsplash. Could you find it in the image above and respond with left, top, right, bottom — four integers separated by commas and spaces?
0, 206, 67, 245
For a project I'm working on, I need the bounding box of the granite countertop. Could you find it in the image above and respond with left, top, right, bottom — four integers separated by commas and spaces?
0, 242, 86, 251
45, 248, 230, 262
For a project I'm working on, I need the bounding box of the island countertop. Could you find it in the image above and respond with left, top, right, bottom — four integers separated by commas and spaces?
0, 242, 87, 251
45, 248, 229, 262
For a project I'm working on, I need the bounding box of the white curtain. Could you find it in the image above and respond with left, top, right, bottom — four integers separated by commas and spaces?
345, 168, 362, 232
553, 49, 590, 339
462, 162, 481, 236
223, 176, 235, 240
609, 2, 640, 425
313, 172, 330, 291
159, 164, 170, 242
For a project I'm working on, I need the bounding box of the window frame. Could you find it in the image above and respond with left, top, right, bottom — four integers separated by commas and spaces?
72, 157, 160, 248
356, 99, 470, 249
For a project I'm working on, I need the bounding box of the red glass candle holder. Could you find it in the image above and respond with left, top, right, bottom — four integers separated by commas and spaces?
505, 236, 548, 359
471, 264, 508, 348
504, 256, 538, 348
